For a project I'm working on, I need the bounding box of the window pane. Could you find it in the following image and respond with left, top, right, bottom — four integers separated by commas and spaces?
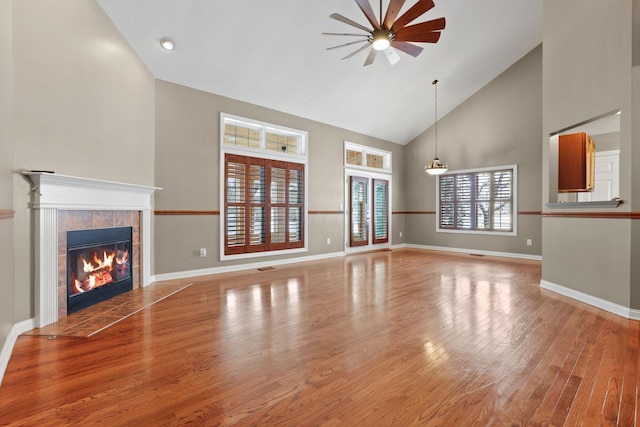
440, 203, 454, 228
456, 175, 471, 201
440, 176, 455, 201
456, 203, 471, 228
227, 162, 245, 203
250, 207, 265, 245
249, 165, 264, 203
271, 207, 286, 243
494, 171, 512, 199
224, 124, 260, 147
289, 207, 302, 242
493, 202, 512, 230
289, 169, 302, 204
476, 173, 491, 200
227, 207, 245, 247
271, 167, 286, 204
266, 132, 298, 154
366, 153, 384, 169
346, 149, 363, 166
475, 202, 491, 229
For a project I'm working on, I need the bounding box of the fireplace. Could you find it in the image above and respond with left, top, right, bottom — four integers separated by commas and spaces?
23, 172, 160, 328
67, 227, 133, 314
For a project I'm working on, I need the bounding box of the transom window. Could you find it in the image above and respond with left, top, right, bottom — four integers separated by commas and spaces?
345, 142, 391, 172
221, 113, 307, 259
437, 165, 517, 235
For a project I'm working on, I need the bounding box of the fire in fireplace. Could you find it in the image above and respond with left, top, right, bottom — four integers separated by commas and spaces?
67, 227, 133, 314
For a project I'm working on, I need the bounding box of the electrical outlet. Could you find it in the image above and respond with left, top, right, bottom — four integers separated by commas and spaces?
526, 239, 532, 246
400, 231, 403, 238
327, 237, 331, 245
199, 248, 207, 257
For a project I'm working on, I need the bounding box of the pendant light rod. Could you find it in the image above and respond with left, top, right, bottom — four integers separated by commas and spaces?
433, 79, 438, 158
425, 78, 448, 175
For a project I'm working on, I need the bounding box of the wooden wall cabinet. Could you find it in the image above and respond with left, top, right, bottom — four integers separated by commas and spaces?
558, 132, 595, 192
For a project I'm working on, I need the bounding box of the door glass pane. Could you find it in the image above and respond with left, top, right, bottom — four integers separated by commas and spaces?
350, 177, 368, 245
373, 180, 388, 243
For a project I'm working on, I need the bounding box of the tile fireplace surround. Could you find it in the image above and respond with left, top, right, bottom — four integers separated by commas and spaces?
24, 172, 160, 328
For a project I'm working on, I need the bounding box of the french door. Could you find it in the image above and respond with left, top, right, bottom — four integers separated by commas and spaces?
347, 174, 389, 251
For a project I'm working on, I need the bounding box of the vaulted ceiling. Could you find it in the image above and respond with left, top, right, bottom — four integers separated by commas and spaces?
97, 0, 542, 145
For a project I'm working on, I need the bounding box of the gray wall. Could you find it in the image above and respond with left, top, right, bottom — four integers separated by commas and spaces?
402, 45, 543, 256
542, 0, 635, 307
0, 0, 15, 348
154, 80, 405, 274
8, 0, 155, 325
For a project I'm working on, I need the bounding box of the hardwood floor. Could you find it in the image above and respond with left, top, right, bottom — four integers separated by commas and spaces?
1, 249, 637, 426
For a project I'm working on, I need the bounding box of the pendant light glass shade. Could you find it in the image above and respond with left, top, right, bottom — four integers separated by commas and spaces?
425, 79, 448, 175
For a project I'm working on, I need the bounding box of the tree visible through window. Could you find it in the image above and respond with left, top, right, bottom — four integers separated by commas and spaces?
438, 167, 515, 233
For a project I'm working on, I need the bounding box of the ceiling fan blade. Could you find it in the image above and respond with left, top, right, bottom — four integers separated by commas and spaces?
390, 41, 424, 57
342, 43, 372, 60
384, 47, 401, 65
383, 0, 407, 30
364, 48, 377, 66
330, 13, 372, 33
394, 17, 446, 40
322, 32, 370, 37
391, 0, 435, 32
327, 39, 370, 51
354, 0, 381, 30
394, 31, 441, 44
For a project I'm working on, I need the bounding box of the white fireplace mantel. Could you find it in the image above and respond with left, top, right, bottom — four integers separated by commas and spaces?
23, 172, 161, 328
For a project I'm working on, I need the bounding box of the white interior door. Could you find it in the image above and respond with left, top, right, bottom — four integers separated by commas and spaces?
578, 150, 619, 202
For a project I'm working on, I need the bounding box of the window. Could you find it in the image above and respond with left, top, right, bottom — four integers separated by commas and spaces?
437, 165, 517, 235
344, 142, 391, 172
225, 154, 304, 255
221, 113, 307, 259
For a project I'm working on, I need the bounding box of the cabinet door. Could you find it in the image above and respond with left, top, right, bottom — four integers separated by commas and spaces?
558, 132, 595, 192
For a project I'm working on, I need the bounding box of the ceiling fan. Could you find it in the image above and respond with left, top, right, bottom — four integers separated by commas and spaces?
324, 0, 446, 66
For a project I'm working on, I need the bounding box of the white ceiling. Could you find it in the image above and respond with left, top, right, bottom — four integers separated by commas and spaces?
96, 0, 542, 145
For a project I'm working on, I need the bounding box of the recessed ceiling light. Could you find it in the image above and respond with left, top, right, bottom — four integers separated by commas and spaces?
160, 37, 175, 51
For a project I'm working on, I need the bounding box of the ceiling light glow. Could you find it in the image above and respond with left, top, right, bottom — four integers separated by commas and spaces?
160, 37, 175, 51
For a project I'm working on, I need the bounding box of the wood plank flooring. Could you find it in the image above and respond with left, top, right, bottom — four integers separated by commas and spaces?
1, 248, 638, 426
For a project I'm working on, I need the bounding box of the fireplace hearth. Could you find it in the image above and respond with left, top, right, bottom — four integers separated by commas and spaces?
67, 227, 133, 314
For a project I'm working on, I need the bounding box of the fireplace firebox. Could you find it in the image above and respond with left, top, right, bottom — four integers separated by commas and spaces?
67, 226, 133, 314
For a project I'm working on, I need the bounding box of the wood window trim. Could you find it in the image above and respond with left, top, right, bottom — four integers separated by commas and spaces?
224, 153, 304, 256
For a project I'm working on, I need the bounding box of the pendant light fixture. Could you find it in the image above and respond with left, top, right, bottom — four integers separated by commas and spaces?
425, 79, 448, 175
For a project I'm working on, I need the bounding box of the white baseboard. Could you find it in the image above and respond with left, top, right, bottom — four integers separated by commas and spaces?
0, 318, 36, 386
540, 279, 638, 320
154, 251, 346, 283
397, 243, 542, 261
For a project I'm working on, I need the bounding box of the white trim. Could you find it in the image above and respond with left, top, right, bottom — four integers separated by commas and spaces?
0, 318, 36, 386
22, 172, 160, 327
540, 279, 637, 320
219, 113, 309, 262
344, 169, 393, 255
155, 251, 345, 282
399, 243, 542, 261
436, 164, 518, 237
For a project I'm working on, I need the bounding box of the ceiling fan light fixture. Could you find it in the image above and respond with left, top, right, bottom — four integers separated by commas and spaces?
372, 32, 391, 50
